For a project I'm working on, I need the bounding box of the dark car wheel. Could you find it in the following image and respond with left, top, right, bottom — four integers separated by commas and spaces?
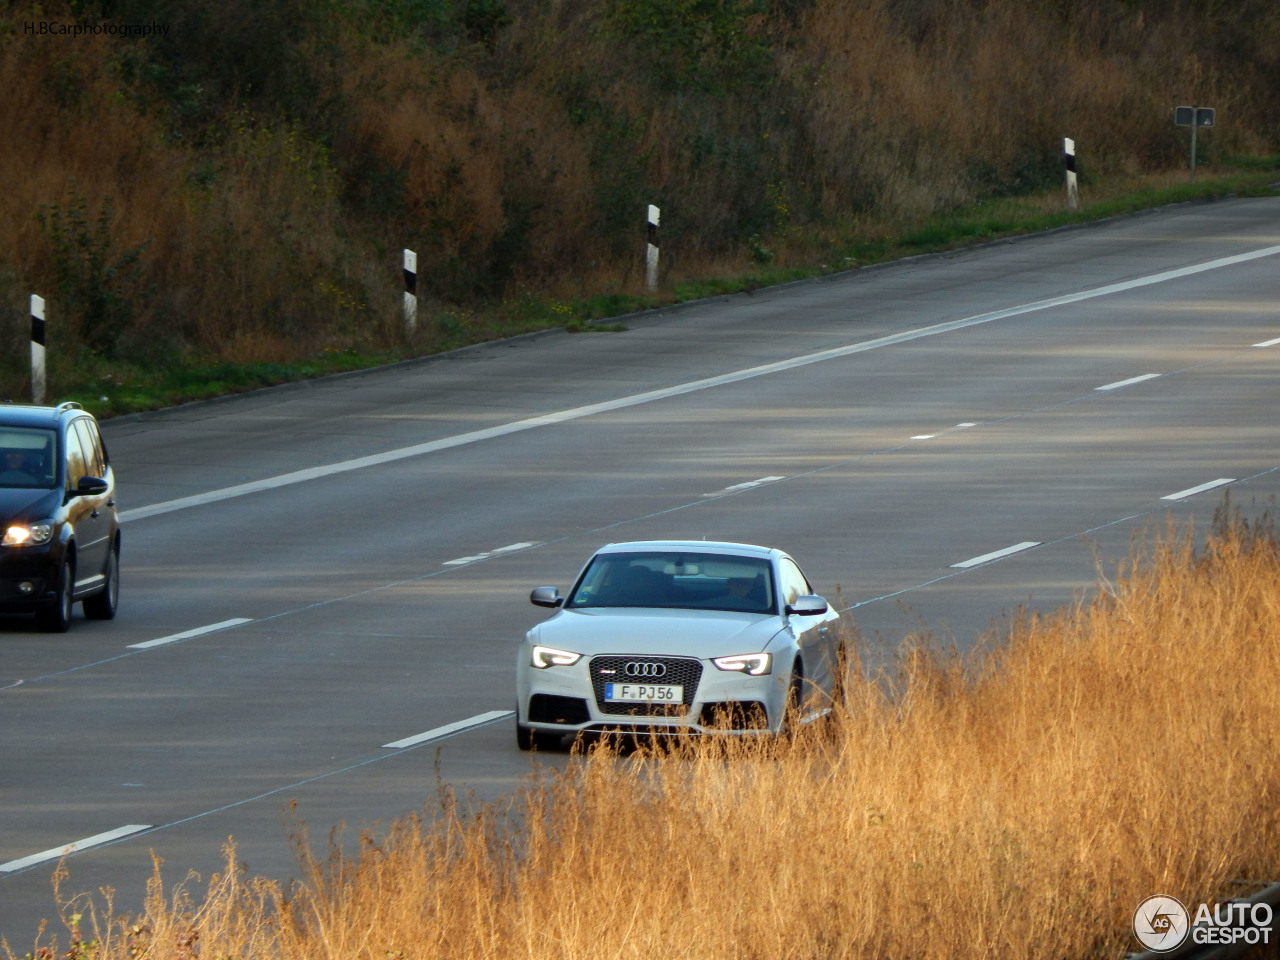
83, 545, 119, 620
782, 657, 804, 737
516, 721, 561, 752
37, 558, 74, 633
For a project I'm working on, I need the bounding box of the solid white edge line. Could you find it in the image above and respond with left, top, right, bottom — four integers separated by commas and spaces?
1096, 373, 1160, 391
1253, 337, 1280, 348
115, 242, 1280, 524
951, 541, 1042, 569
1161, 478, 1235, 501
127, 618, 253, 650
382, 710, 514, 749
0, 825, 152, 874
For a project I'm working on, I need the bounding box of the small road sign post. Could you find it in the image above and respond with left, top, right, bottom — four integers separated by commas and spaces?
1174, 106, 1215, 180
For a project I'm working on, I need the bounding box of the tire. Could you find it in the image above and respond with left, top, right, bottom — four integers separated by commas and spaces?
516, 722, 560, 752
37, 558, 74, 633
83, 545, 119, 620
782, 658, 804, 737
516, 722, 535, 751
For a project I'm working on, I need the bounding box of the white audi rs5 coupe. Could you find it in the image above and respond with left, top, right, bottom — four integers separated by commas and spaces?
515, 540, 842, 749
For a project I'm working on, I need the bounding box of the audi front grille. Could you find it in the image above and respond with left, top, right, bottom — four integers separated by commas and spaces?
589, 655, 703, 717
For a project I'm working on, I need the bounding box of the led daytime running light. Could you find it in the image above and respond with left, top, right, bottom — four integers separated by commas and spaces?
531, 645, 582, 669
712, 653, 772, 676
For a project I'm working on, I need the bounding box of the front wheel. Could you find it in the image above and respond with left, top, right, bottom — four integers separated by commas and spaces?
516, 722, 561, 752
781, 658, 804, 738
83, 545, 119, 620
37, 558, 74, 633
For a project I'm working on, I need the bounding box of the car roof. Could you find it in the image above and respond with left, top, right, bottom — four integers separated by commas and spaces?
593, 540, 782, 560
0, 402, 90, 430
0, 401, 68, 427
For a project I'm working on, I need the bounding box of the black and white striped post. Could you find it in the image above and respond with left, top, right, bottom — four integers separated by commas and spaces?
30, 294, 46, 405
645, 204, 660, 292
1064, 138, 1079, 210
403, 248, 418, 335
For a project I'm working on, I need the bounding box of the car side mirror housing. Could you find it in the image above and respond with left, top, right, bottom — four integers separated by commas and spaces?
530, 586, 564, 609
786, 594, 828, 616
72, 476, 109, 497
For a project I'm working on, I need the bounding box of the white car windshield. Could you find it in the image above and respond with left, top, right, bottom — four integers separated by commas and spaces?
567, 551, 775, 614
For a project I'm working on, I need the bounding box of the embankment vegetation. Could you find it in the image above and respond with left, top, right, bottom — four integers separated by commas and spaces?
2, 0, 1279, 411
8, 509, 1280, 959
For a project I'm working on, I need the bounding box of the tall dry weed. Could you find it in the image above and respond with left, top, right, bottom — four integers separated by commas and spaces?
15, 515, 1280, 960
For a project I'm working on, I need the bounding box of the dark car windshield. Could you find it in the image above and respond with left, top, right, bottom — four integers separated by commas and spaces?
0, 427, 57, 489
567, 551, 775, 614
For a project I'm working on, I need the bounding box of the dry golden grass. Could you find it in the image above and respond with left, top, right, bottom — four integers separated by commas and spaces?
11, 511, 1280, 960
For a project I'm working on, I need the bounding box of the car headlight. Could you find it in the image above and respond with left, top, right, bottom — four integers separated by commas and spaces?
531, 645, 582, 669
2, 521, 54, 547
712, 653, 772, 676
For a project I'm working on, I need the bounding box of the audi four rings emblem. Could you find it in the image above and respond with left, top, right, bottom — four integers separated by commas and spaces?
625, 661, 666, 678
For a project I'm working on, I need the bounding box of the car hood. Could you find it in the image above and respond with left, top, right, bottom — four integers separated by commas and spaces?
529, 607, 786, 657
0, 486, 59, 522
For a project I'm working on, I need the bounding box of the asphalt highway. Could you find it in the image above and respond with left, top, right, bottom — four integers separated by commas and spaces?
2, 196, 1279, 946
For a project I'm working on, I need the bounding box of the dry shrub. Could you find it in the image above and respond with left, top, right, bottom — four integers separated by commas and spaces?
16, 514, 1280, 960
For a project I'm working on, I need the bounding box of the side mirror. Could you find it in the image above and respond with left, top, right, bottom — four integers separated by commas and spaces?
530, 586, 564, 609
72, 476, 109, 497
786, 594, 829, 617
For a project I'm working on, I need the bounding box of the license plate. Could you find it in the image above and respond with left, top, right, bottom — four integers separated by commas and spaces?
605, 683, 684, 703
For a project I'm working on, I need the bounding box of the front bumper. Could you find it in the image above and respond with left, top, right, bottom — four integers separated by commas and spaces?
0, 546, 62, 611
518, 652, 790, 736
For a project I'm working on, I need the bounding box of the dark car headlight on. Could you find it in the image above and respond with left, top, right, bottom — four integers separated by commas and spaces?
3, 521, 54, 547
531, 645, 582, 669
712, 653, 772, 676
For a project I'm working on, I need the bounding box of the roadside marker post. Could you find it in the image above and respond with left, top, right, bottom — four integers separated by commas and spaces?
1064, 138, 1079, 210
403, 248, 418, 335
30, 294, 46, 405
645, 205, 660, 292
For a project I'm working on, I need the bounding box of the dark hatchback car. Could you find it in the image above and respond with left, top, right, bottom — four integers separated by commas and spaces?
0, 402, 119, 632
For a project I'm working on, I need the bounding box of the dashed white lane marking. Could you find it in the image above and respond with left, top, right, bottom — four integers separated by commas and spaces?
1161, 478, 1235, 501
117, 242, 1280, 524
1096, 373, 1160, 391
911, 434, 936, 440
1253, 337, 1280, 347
443, 543, 538, 566
957, 422, 978, 428
951, 541, 1042, 569
127, 618, 253, 650
702, 476, 785, 497
382, 710, 514, 749
0, 825, 152, 873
